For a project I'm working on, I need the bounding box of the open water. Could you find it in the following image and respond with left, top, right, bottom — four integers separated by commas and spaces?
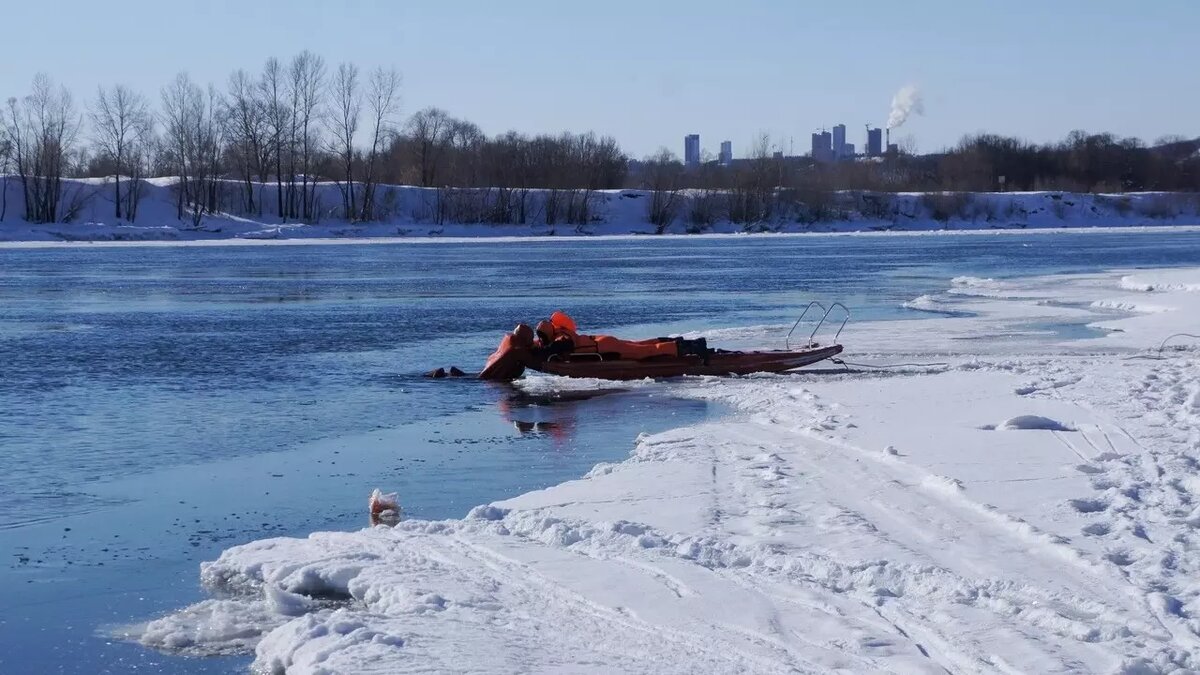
3, 231, 1200, 673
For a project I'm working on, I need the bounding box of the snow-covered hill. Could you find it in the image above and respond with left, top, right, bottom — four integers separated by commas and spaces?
1, 176, 1198, 242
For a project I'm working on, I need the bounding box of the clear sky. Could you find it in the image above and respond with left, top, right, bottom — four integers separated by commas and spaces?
4, 0, 1196, 159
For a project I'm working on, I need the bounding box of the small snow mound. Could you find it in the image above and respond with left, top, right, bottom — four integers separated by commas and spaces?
466, 505, 509, 521
1113, 657, 1165, 675
133, 598, 281, 656
1182, 506, 1200, 529
922, 474, 965, 494
951, 276, 997, 288
903, 294, 942, 311
266, 585, 315, 617
901, 294, 969, 316
1119, 276, 1158, 292
992, 415, 1076, 432
515, 373, 653, 396
253, 609, 404, 674
1090, 299, 1171, 314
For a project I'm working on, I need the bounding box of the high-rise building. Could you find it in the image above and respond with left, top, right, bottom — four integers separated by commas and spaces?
684, 134, 700, 167
832, 124, 847, 159
811, 130, 833, 162
719, 140, 732, 166
866, 128, 883, 157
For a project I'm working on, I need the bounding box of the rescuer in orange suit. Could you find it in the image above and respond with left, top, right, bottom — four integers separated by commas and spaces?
533, 311, 707, 361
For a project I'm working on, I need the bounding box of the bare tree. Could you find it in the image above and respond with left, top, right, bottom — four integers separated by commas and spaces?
288, 50, 326, 221
446, 119, 484, 187
327, 62, 360, 220
160, 73, 198, 221
359, 67, 400, 221
4, 75, 83, 223
225, 69, 270, 215
122, 117, 155, 222
727, 133, 778, 225
260, 57, 289, 220
0, 136, 11, 220
642, 148, 683, 233
90, 84, 150, 220
160, 73, 224, 227
405, 107, 451, 187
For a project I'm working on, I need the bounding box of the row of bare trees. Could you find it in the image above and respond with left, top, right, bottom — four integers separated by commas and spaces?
0, 51, 403, 226
638, 130, 1200, 201
4, 76, 84, 223
638, 134, 793, 229
389, 108, 626, 190
2, 53, 629, 226
931, 131, 1200, 192
3, 55, 1198, 229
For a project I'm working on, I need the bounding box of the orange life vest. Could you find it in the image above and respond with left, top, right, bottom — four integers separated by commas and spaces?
543, 311, 678, 359
545, 311, 598, 352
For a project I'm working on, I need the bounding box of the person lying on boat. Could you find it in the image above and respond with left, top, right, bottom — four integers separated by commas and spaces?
532, 311, 709, 361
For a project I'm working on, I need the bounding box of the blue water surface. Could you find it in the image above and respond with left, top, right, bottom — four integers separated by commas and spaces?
2, 230, 1200, 674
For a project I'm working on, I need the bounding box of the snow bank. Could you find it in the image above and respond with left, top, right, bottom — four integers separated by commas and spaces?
1, 177, 1198, 242
1120, 272, 1200, 293
134, 267, 1200, 673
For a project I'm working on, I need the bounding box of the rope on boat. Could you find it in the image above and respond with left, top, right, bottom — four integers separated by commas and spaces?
833, 332, 1200, 370
1157, 332, 1200, 352
829, 357, 950, 370
1123, 333, 1200, 361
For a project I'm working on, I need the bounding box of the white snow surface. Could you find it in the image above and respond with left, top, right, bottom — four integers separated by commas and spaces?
133, 268, 1200, 673
1, 177, 1199, 242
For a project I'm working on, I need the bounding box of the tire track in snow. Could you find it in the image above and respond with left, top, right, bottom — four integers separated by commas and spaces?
679, 375, 1187, 671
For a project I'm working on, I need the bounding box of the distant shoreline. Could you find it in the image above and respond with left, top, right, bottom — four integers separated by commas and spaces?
3, 223, 1199, 249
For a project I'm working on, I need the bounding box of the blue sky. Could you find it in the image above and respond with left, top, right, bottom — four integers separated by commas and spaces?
4, 0, 1196, 158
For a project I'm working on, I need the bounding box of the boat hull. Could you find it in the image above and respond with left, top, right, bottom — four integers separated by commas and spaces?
528, 344, 843, 381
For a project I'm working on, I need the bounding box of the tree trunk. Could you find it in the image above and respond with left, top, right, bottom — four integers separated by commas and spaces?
114, 147, 122, 220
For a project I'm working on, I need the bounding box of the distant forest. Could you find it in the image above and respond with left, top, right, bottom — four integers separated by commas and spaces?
2, 50, 1198, 224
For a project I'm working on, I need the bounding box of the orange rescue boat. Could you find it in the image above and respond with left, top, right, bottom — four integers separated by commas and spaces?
479, 304, 847, 382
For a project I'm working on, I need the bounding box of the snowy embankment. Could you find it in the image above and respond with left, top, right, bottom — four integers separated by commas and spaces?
1, 176, 1198, 242
131, 268, 1200, 673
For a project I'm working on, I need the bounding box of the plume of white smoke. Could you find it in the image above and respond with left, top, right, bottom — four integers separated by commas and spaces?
887, 85, 924, 130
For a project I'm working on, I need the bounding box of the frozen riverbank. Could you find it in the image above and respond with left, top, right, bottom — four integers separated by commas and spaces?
132, 267, 1200, 673
2, 177, 1199, 242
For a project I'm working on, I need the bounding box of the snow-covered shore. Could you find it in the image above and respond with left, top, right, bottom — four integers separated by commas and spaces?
133, 268, 1200, 673
2, 177, 1199, 242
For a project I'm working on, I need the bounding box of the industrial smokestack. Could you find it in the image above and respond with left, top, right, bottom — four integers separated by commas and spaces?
887, 84, 924, 130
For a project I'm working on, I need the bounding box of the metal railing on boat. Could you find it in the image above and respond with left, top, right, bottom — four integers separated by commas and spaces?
786, 301, 850, 350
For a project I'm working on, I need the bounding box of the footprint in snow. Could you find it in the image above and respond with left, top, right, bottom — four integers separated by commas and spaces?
1069, 498, 1109, 514
1104, 550, 1136, 566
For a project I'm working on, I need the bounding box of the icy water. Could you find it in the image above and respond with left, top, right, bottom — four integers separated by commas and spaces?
3, 231, 1200, 674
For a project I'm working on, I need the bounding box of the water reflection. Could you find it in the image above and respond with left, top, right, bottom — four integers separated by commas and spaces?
495, 387, 630, 445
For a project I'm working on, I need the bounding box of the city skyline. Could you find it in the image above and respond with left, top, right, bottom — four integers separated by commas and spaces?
1, 1, 1196, 158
